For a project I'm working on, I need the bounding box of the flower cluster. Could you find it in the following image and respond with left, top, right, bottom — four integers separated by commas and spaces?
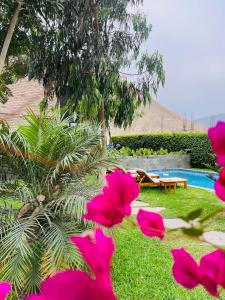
84, 169, 139, 227
172, 248, 225, 297
27, 229, 116, 300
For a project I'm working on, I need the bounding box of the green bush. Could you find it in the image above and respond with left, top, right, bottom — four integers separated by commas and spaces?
117, 147, 183, 157
112, 133, 215, 168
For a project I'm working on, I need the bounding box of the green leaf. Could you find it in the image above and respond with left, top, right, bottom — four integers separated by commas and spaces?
186, 208, 203, 221
182, 228, 203, 237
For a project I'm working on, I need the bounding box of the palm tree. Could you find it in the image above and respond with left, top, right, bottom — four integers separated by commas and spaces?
0, 109, 109, 297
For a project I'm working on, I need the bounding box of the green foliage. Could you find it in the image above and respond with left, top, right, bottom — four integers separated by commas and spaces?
116, 146, 184, 157
0, 109, 110, 297
27, 0, 165, 129
0, 57, 28, 103
112, 133, 215, 168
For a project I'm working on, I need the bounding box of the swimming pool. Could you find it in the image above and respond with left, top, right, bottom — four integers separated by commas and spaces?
146, 169, 218, 190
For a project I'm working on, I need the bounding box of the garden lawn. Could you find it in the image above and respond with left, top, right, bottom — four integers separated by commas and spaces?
112, 187, 225, 300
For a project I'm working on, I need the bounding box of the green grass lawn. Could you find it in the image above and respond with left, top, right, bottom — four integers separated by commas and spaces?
112, 187, 225, 300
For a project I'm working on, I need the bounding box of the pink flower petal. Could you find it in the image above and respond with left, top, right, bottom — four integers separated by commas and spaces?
208, 121, 225, 166
199, 250, 225, 297
171, 248, 200, 289
26, 296, 46, 300
0, 282, 12, 300
70, 229, 114, 287
26, 271, 116, 300
215, 169, 225, 202
137, 209, 165, 240
84, 170, 139, 227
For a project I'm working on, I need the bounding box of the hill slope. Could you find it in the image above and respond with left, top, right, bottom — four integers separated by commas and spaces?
111, 101, 206, 135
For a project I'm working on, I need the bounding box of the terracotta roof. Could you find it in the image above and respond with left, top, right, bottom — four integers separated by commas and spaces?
0, 78, 52, 125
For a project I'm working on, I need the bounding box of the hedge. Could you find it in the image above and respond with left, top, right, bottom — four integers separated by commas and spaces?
112, 133, 215, 168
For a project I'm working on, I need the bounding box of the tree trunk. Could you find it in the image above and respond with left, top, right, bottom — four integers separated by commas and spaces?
0, 1, 23, 73
99, 98, 107, 153
98, 98, 107, 185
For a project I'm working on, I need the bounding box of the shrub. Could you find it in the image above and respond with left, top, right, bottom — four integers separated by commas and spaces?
112, 133, 215, 168
117, 147, 183, 157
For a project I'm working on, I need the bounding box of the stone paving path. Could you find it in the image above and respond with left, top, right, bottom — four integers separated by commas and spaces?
131, 200, 165, 215
202, 231, 225, 247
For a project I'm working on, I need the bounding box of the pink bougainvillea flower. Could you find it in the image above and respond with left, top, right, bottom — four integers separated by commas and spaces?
199, 249, 225, 297
0, 282, 12, 300
171, 248, 200, 289
26, 270, 117, 300
137, 209, 165, 240
84, 169, 139, 227
208, 121, 225, 166
27, 229, 117, 300
70, 229, 114, 287
215, 168, 225, 202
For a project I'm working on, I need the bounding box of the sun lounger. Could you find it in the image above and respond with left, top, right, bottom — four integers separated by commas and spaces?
136, 170, 188, 192
136, 170, 161, 187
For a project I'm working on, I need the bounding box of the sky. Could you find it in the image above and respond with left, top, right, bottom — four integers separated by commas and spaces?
138, 0, 225, 119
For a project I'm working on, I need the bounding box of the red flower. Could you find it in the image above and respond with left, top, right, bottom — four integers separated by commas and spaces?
208, 121, 225, 166
215, 168, 225, 201
84, 170, 139, 227
137, 209, 165, 240
70, 229, 114, 288
26, 270, 116, 300
0, 282, 11, 300
199, 250, 225, 297
171, 248, 200, 289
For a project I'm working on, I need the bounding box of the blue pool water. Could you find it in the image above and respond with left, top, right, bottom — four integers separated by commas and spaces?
147, 169, 218, 190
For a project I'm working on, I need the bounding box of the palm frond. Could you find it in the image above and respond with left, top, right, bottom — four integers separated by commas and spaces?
40, 221, 83, 278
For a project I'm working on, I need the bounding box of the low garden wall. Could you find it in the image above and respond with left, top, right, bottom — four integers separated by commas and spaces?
120, 154, 191, 170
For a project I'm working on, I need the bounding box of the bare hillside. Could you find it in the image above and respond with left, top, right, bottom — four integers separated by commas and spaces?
111, 101, 206, 135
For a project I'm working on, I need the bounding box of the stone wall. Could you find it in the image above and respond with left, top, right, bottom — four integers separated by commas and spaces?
120, 154, 191, 170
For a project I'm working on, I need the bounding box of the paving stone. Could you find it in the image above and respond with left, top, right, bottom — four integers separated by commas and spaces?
202, 231, 225, 247
164, 218, 190, 229
132, 206, 165, 215
131, 201, 150, 208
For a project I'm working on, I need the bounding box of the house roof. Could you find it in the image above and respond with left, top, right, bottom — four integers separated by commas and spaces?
0, 78, 47, 125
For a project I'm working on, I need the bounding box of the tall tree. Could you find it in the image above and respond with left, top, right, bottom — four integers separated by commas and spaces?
0, 0, 63, 102
28, 0, 165, 147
